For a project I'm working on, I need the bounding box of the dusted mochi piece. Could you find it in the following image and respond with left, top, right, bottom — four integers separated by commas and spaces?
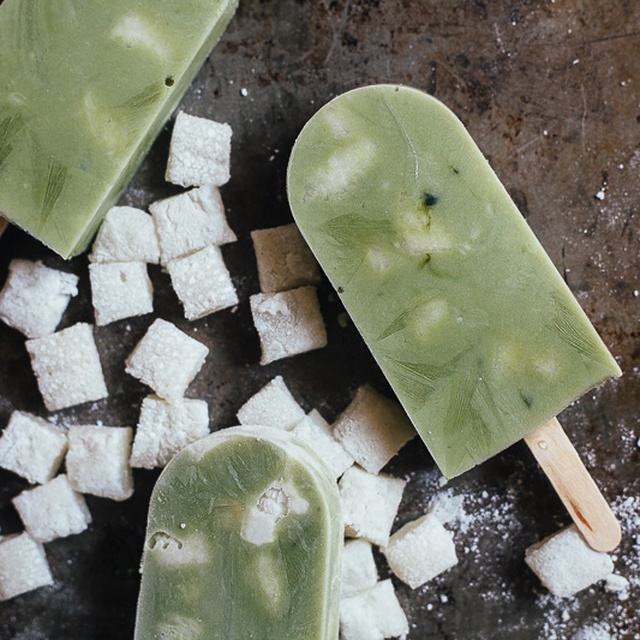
0, 411, 67, 484
130, 395, 210, 469
339, 466, 406, 547
251, 223, 321, 293
342, 539, 378, 597
339, 579, 409, 640
383, 513, 458, 588
66, 425, 134, 501
0, 259, 78, 338
250, 286, 327, 365
525, 524, 614, 597
89, 261, 154, 326
333, 384, 415, 474
125, 318, 209, 400
134, 426, 342, 640
12, 474, 92, 543
25, 323, 108, 411
0, 533, 54, 601
89, 206, 160, 264
236, 375, 306, 430
292, 410, 354, 479
150, 184, 236, 264
165, 112, 232, 188
166, 245, 238, 320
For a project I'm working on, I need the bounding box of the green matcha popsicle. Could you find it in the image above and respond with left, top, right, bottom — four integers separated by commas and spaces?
0, 0, 237, 258
134, 426, 342, 640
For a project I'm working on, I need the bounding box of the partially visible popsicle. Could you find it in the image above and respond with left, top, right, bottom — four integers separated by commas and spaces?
287, 85, 621, 548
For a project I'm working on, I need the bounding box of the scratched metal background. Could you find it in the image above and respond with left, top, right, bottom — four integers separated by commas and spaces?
0, 1, 639, 638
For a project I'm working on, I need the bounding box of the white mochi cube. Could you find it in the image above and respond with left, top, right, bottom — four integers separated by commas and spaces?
525, 525, 614, 597
250, 286, 327, 365
166, 245, 238, 320
0, 259, 78, 338
251, 223, 320, 293
333, 385, 415, 474
130, 395, 210, 469
237, 376, 306, 430
0, 411, 67, 484
12, 474, 92, 543
291, 410, 354, 479
342, 539, 378, 597
66, 425, 134, 501
339, 466, 406, 547
150, 185, 236, 264
125, 319, 209, 400
383, 513, 458, 589
89, 206, 160, 264
26, 323, 108, 411
340, 579, 409, 640
89, 261, 154, 326
0, 533, 54, 601
165, 111, 232, 188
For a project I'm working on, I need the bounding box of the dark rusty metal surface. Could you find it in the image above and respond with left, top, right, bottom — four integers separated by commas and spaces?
1, 1, 639, 638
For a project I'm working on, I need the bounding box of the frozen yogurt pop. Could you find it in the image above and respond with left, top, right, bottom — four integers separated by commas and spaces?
134, 426, 342, 640
287, 85, 621, 550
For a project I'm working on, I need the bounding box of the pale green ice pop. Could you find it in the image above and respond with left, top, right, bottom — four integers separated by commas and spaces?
134, 426, 342, 640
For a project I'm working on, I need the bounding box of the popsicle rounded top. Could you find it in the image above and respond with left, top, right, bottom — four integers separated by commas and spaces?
287, 84, 621, 479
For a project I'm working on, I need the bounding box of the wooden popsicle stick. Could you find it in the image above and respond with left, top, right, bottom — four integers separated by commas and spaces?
524, 417, 621, 553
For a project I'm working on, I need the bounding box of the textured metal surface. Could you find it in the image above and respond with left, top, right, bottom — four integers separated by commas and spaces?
0, 1, 639, 638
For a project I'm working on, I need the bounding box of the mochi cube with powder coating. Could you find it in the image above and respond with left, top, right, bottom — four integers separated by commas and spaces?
165, 111, 232, 188
342, 539, 379, 597
26, 323, 108, 412
12, 474, 92, 543
333, 384, 416, 474
250, 286, 327, 365
130, 395, 210, 469
125, 319, 209, 400
236, 375, 306, 430
66, 425, 134, 501
0, 532, 54, 601
525, 524, 614, 597
89, 206, 160, 264
0, 259, 78, 339
89, 261, 154, 326
0, 411, 67, 484
383, 513, 458, 588
166, 245, 238, 320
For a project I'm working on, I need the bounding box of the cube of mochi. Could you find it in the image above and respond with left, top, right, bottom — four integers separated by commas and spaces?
130, 395, 210, 469
383, 513, 458, 589
0, 259, 79, 338
0, 411, 67, 484
291, 410, 354, 479
236, 375, 306, 430
12, 474, 92, 543
89, 206, 160, 264
66, 425, 134, 501
524, 524, 614, 597
165, 112, 232, 188
125, 319, 209, 400
333, 384, 416, 474
250, 286, 328, 365
342, 539, 379, 597
25, 323, 108, 412
89, 261, 154, 326
0, 532, 54, 601
340, 579, 409, 640
150, 184, 236, 264
166, 245, 238, 320
339, 466, 406, 547
251, 223, 321, 293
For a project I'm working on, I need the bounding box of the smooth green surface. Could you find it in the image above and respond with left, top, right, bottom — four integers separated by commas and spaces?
287, 84, 621, 479
0, 0, 237, 257
134, 426, 342, 640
